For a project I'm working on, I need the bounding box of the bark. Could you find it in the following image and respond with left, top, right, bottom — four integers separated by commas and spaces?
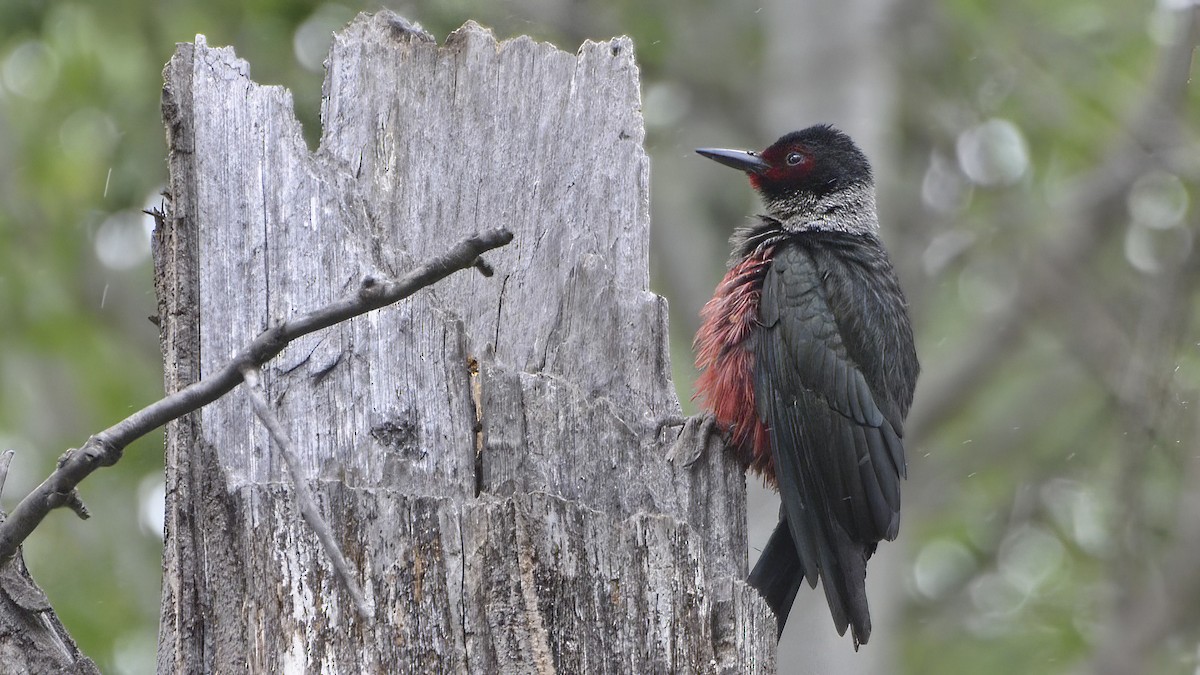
0, 547, 99, 674
155, 12, 773, 673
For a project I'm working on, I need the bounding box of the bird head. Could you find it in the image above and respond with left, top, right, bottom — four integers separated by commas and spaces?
697, 125, 877, 233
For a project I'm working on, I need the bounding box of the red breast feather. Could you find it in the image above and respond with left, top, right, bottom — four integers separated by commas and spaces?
693, 246, 776, 484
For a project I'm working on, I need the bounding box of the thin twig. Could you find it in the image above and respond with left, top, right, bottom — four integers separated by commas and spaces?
1086, 224, 1200, 675
0, 227, 513, 566
906, 4, 1200, 443
241, 366, 372, 622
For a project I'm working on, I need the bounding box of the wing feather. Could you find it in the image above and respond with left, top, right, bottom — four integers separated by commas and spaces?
751, 242, 910, 645
757, 244, 902, 544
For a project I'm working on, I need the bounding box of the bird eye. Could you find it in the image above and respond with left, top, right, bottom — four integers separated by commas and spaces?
786, 152, 806, 166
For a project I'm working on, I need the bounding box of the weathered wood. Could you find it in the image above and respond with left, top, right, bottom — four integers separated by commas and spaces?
156, 12, 773, 672
0, 548, 100, 674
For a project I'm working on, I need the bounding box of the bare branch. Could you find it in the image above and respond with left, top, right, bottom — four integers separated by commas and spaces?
240, 366, 373, 624
907, 4, 1200, 443
0, 227, 513, 567
1084, 230, 1200, 675
1087, 429, 1200, 675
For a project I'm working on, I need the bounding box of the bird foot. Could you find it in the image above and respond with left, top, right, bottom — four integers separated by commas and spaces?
666, 413, 724, 468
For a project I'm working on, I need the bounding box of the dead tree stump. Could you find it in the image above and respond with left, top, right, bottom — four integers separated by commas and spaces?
155, 12, 774, 673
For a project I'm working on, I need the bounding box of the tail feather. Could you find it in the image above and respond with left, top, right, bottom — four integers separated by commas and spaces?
748, 521, 806, 637
749, 517, 874, 648
818, 520, 872, 649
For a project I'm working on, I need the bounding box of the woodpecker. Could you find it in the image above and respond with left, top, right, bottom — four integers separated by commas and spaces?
693, 125, 919, 648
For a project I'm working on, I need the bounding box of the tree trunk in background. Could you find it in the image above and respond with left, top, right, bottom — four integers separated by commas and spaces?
760, 0, 903, 673
154, 12, 773, 673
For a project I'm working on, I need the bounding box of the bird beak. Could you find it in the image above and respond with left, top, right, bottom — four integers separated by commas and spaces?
695, 147, 770, 175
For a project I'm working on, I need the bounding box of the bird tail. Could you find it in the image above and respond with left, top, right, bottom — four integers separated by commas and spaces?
748, 521, 805, 637
749, 517, 874, 648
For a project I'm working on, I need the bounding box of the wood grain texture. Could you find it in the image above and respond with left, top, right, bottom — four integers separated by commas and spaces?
156, 12, 772, 672
0, 548, 100, 674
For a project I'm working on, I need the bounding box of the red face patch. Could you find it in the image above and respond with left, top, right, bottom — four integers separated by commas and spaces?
748, 143, 815, 192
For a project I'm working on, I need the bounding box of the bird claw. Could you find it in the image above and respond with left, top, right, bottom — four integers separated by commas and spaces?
667, 413, 723, 468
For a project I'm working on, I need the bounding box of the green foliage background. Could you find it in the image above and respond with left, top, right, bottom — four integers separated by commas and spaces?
0, 1, 1196, 673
